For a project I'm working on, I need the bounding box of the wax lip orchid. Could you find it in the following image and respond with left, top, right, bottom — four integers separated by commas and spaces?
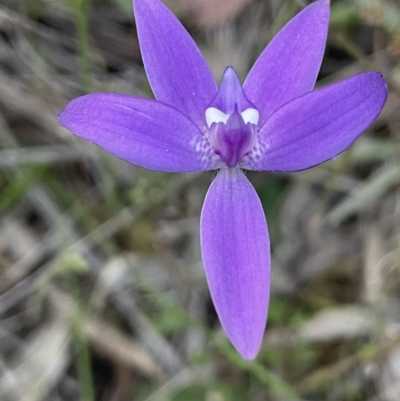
58, 0, 387, 359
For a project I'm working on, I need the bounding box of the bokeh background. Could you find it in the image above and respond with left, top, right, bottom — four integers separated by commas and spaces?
0, 0, 399, 400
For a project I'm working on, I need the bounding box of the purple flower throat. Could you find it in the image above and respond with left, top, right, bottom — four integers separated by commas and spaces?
206, 67, 258, 168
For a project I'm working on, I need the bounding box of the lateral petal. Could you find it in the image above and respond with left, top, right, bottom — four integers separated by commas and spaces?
243, 72, 388, 172
243, 0, 329, 125
200, 169, 270, 359
134, 0, 217, 130
58, 94, 217, 172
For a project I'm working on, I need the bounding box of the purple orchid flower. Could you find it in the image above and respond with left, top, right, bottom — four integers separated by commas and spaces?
58, 0, 387, 359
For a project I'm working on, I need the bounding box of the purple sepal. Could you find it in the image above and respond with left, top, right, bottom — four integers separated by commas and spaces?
200, 169, 270, 359
134, 0, 217, 131
244, 0, 330, 125
243, 72, 388, 172
58, 93, 218, 172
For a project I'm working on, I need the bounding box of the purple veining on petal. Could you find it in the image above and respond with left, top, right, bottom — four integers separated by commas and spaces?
242, 72, 388, 172
200, 168, 270, 360
58, 93, 218, 172
243, 0, 330, 125
134, 0, 217, 132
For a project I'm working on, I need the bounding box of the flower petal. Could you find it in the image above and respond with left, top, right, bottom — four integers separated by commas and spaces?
243, 0, 329, 125
58, 93, 217, 172
200, 169, 270, 359
243, 72, 388, 172
134, 0, 217, 130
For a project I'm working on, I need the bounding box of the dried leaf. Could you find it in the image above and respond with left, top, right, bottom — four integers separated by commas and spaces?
300, 306, 372, 343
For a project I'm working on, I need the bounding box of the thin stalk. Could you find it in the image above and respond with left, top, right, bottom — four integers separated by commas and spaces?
75, 0, 92, 91
69, 274, 95, 401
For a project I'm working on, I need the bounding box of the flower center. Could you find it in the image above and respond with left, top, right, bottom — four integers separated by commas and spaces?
205, 66, 259, 168
206, 106, 258, 168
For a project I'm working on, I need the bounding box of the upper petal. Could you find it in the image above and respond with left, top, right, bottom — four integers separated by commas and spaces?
134, 0, 217, 131
243, 72, 388, 172
58, 93, 217, 172
243, 0, 330, 125
200, 169, 270, 359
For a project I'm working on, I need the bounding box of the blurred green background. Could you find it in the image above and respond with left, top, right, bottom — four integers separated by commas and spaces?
0, 0, 399, 400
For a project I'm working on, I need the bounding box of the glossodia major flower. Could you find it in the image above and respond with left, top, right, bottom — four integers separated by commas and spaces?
58, 0, 387, 359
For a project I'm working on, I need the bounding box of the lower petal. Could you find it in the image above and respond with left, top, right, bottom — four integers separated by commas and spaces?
58, 93, 217, 173
200, 169, 270, 359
